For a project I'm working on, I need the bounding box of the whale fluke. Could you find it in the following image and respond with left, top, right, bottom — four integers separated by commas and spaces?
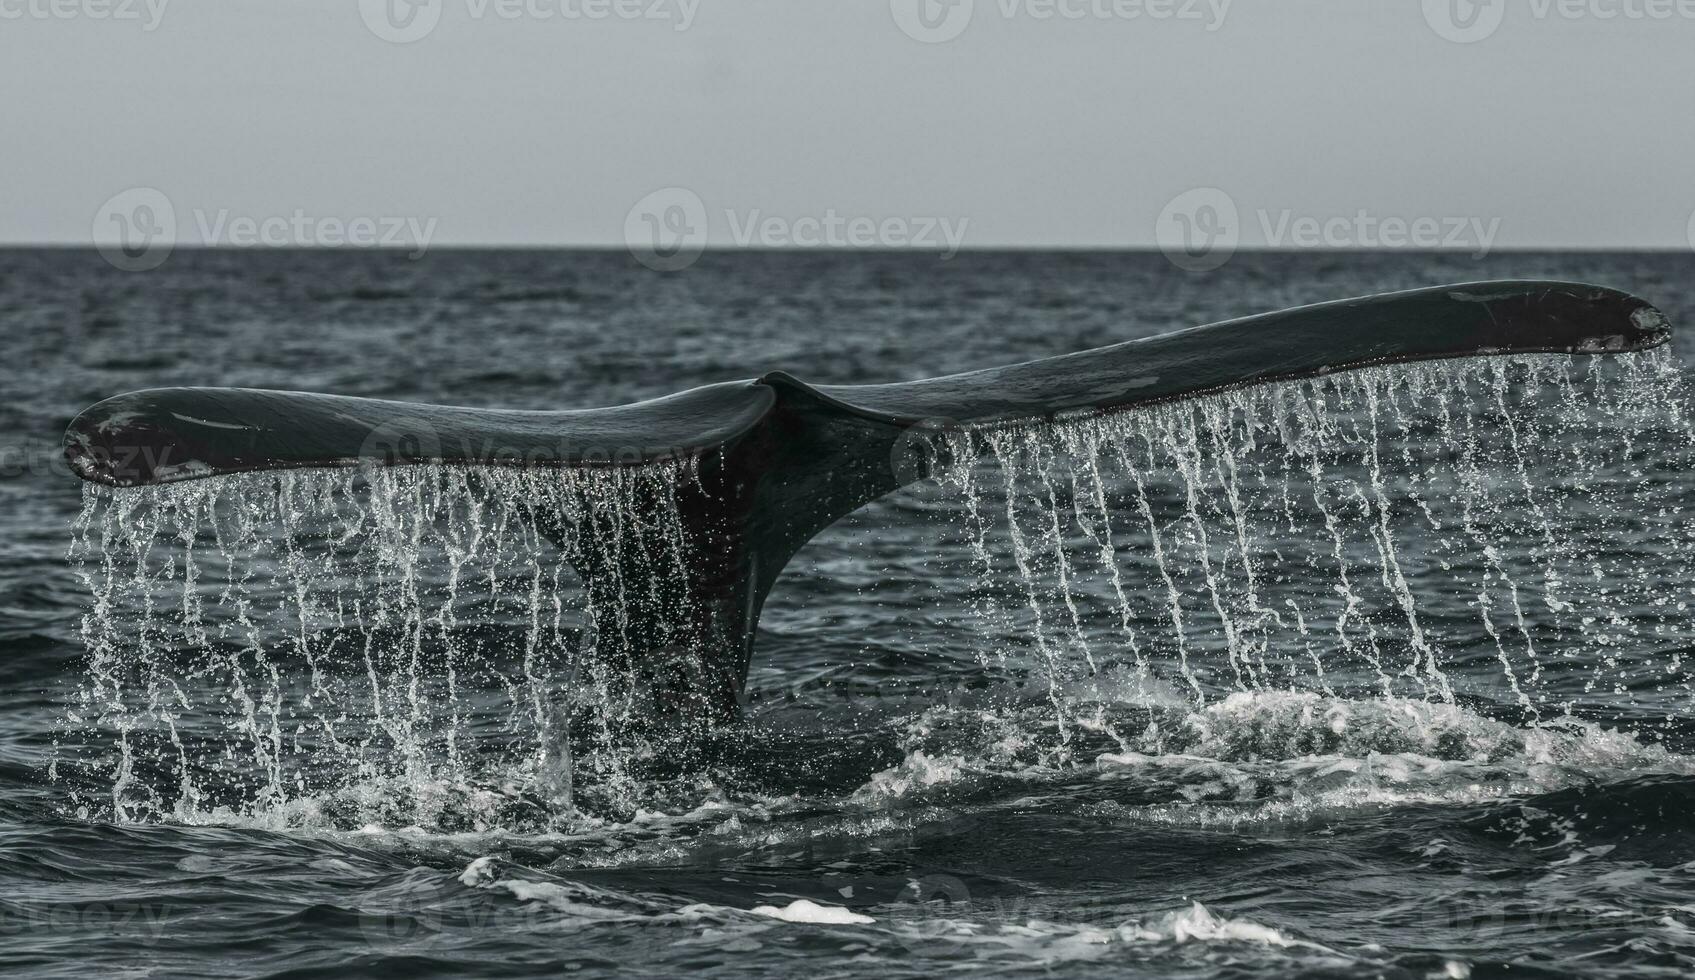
63, 280, 1673, 720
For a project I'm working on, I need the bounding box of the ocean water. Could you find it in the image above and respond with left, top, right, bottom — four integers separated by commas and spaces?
4, 248, 1695, 979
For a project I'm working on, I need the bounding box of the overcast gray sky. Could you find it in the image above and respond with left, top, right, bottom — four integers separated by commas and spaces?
2, 0, 1692, 250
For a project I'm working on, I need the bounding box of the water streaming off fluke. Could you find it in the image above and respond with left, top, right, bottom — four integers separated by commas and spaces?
65, 461, 705, 826
930, 352, 1695, 725
60, 350, 1695, 830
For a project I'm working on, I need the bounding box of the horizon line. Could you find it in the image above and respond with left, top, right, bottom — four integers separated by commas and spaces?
2, 244, 1691, 255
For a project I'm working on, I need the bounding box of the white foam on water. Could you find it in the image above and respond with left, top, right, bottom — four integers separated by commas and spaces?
458, 855, 497, 886
850, 688, 1695, 827
1124, 901, 1302, 947
491, 879, 641, 922
850, 750, 970, 805
749, 899, 876, 925
878, 900, 1339, 968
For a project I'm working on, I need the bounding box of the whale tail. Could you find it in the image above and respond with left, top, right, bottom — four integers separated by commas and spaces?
63, 281, 1673, 720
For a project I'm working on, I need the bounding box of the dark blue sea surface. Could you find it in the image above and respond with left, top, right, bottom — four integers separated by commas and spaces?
4, 249, 1695, 978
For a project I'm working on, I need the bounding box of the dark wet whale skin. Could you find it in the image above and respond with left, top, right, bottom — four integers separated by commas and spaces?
63, 280, 1669, 488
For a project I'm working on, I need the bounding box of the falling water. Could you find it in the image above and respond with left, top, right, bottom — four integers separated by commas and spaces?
63, 461, 701, 828
62, 350, 1695, 829
929, 351, 1695, 752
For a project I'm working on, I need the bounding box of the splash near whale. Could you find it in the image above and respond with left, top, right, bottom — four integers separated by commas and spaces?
60, 280, 1689, 825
